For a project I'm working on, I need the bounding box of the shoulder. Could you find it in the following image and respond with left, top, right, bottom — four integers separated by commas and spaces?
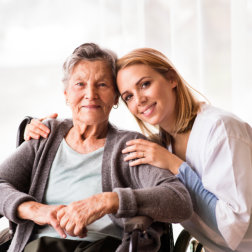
105, 123, 148, 154
187, 104, 252, 163
26, 118, 73, 148
42, 118, 73, 137
43, 118, 73, 129
194, 103, 252, 142
108, 123, 147, 142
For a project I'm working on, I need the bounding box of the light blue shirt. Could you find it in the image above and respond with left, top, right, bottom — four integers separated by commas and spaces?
34, 139, 122, 241
177, 162, 218, 232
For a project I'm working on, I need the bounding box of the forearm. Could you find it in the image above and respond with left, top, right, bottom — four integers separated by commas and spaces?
113, 181, 193, 223
177, 162, 219, 232
18, 201, 67, 238
0, 181, 36, 223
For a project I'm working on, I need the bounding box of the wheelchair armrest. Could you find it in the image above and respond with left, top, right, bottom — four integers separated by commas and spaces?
124, 216, 153, 233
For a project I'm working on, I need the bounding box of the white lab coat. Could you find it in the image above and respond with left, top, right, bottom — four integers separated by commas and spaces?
181, 103, 252, 252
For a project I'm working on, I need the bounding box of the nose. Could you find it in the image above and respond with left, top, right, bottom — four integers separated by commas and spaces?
135, 92, 147, 106
85, 85, 97, 99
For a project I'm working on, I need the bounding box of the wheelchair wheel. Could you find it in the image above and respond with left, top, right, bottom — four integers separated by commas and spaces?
174, 230, 191, 252
173, 230, 204, 252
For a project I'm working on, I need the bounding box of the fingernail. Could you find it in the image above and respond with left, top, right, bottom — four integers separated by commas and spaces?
43, 134, 48, 138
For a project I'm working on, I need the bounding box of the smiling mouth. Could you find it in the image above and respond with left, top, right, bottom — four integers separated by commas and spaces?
141, 102, 156, 116
82, 105, 101, 109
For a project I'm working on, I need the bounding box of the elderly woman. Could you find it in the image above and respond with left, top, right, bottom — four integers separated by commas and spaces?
0, 43, 192, 252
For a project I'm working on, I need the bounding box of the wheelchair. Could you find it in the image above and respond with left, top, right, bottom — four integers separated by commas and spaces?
0, 117, 204, 252
0, 216, 203, 252
124, 216, 203, 252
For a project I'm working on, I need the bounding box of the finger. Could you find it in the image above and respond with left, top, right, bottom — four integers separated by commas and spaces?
24, 124, 39, 141
24, 122, 49, 140
54, 205, 67, 218
30, 119, 50, 134
41, 113, 58, 121
122, 145, 143, 154
126, 138, 152, 146
129, 158, 147, 167
50, 218, 67, 238
65, 220, 75, 235
25, 131, 41, 140
29, 126, 49, 139
78, 229, 87, 238
57, 208, 66, 221
74, 225, 87, 238
124, 152, 145, 162
59, 213, 69, 229
24, 134, 31, 141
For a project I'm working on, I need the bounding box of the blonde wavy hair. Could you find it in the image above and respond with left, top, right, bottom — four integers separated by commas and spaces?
116, 48, 200, 145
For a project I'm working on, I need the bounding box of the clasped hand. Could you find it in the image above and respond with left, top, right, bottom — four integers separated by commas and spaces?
18, 192, 119, 239
56, 193, 110, 238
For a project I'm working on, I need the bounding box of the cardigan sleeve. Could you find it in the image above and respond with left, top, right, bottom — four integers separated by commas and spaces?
113, 165, 193, 223
0, 138, 37, 224
108, 130, 193, 224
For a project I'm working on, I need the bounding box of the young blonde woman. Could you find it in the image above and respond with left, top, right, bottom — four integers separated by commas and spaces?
24, 47, 252, 252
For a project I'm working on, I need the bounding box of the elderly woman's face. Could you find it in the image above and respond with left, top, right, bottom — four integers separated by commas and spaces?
64, 60, 118, 125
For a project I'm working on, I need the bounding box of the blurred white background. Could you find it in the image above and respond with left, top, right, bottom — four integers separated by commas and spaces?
0, 0, 252, 242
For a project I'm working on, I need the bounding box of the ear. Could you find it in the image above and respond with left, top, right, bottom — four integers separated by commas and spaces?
165, 70, 178, 89
64, 89, 69, 104
170, 80, 178, 89
114, 95, 119, 105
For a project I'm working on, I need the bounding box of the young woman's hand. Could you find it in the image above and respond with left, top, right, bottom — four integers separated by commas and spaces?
24, 113, 58, 141
56, 192, 119, 238
122, 138, 183, 174
17, 201, 66, 238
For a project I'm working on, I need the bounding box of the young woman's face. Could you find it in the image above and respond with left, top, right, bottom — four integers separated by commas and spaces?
117, 64, 177, 130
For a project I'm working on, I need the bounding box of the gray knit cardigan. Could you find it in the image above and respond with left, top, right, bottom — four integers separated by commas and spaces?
0, 119, 192, 252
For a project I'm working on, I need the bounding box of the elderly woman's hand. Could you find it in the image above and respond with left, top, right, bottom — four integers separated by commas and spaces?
57, 192, 119, 237
24, 113, 58, 141
17, 201, 67, 238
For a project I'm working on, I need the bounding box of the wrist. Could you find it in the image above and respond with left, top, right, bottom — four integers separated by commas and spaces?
169, 153, 183, 175
104, 192, 119, 214
17, 201, 39, 220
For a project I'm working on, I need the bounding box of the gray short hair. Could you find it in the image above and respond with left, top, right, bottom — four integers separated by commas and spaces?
62, 43, 118, 94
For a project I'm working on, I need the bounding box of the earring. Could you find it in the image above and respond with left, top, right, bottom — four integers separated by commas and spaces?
113, 104, 119, 109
